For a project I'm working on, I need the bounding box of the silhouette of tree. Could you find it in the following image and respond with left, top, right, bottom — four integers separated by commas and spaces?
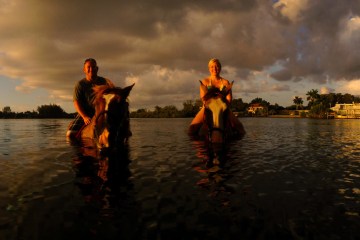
3, 106, 11, 114
37, 104, 67, 118
306, 89, 320, 107
250, 97, 270, 107
293, 96, 303, 110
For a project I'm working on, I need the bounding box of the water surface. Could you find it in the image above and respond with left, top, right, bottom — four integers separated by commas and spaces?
0, 118, 359, 239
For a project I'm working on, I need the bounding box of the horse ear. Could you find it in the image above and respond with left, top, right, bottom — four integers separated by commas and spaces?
226, 81, 234, 94
122, 83, 135, 98
229, 81, 234, 89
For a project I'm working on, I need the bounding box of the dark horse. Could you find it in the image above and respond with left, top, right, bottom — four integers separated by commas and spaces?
77, 83, 135, 150
191, 81, 244, 144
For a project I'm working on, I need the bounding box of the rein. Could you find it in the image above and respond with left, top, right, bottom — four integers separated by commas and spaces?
95, 110, 108, 125
92, 110, 108, 147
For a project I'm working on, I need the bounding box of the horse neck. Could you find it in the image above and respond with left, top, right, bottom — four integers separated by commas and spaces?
80, 118, 96, 140
205, 98, 228, 143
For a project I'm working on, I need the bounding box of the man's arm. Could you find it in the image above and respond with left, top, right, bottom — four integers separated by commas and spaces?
74, 100, 91, 125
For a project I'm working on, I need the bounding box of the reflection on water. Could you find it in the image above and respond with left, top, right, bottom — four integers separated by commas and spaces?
0, 118, 360, 239
70, 143, 142, 239
191, 139, 236, 204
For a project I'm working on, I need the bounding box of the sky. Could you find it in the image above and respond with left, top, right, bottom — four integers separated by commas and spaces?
1, 0, 360, 113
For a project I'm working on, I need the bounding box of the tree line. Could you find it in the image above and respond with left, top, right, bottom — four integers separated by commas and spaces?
0, 104, 75, 119
1, 90, 359, 119
304, 89, 360, 118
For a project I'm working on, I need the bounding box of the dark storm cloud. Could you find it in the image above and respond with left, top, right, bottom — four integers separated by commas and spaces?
270, 0, 360, 82
0, 0, 359, 110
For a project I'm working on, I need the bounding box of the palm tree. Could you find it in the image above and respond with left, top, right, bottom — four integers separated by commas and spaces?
293, 96, 303, 110
306, 89, 319, 107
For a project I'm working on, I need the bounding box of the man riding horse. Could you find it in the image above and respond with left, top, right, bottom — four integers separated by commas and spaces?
67, 58, 114, 138
67, 58, 133, 150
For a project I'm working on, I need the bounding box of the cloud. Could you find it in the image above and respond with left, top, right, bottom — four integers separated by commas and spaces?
271, 84, 291, 91
337, 79, 360, 96
0, 0, 359, 111
320, 86, 335, 94
124, 65, 202, 109
273, 0, 310, 22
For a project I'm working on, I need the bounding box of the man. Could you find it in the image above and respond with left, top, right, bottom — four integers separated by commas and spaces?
66, 58, 114, 138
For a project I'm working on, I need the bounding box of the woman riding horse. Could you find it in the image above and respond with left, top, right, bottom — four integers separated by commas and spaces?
188, 58, 245, 141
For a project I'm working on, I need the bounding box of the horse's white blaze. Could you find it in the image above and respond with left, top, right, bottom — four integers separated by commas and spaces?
103, 93, 115, 111
208, 98, 227, 128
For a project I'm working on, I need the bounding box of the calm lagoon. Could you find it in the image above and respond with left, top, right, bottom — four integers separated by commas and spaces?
0, 118, 359, 239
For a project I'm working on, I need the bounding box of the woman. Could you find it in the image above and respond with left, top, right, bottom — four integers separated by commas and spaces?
188, 58, 245, 135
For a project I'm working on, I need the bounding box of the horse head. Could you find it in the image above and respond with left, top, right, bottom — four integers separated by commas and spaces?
200, 80, 233, 144
91, 83, 135, 150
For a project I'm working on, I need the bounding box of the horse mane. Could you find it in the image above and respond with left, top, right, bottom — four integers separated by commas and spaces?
92, 85, 120, 116
93, 85, 112, 105
200, 80, 233, 103
92, 84, 135, 115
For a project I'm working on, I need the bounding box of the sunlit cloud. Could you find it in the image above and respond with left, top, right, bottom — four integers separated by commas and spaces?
337, 79, 360, 95
320, 86, 335, 94
273, 0, 309, 22
125, 65, 202, 109
15, 85, 36, 93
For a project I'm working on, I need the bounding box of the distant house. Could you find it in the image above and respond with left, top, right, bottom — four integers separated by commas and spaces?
247, 103, 268, 116
330, 103, 360, 118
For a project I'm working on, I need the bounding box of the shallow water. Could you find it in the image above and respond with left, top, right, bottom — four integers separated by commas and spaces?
0, 118, 359, 239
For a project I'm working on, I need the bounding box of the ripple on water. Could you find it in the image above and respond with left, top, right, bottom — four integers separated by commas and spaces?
1, 118, 360, 239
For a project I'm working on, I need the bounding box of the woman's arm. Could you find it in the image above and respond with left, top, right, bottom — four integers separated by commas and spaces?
226, 90, 232, 105
199, 78, 209, 103
224, 79, 232, 104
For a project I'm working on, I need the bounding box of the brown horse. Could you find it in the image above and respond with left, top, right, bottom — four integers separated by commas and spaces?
195, 81, 244, 143
79, 83, 135, 150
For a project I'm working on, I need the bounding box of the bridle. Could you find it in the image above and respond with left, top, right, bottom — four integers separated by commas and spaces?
93, 99, 129, 147
203, 99, 228, 143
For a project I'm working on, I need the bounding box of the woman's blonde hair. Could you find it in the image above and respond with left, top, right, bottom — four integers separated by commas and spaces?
208, 58, 222, 70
